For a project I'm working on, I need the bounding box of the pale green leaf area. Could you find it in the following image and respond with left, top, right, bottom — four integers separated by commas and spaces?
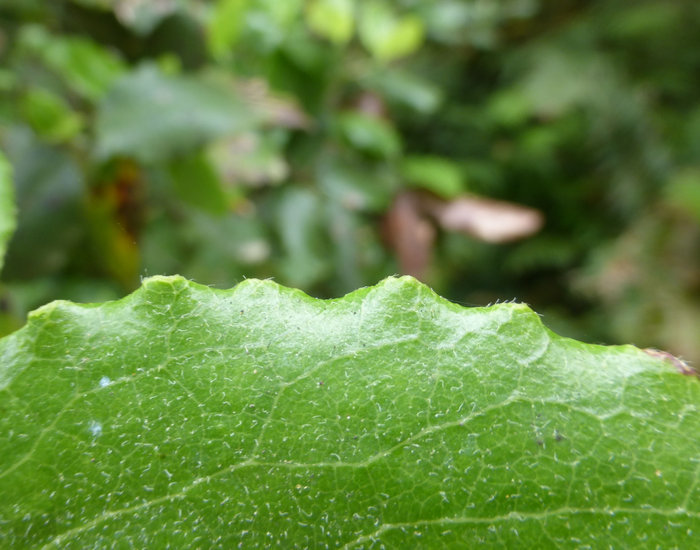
208, 0, 252, 59
19, 88, 85, 144
0, 276, 698, 548
306, 0, 355, 45
0, 152, 16, 272
402, 155, 465, 198
359, 1, 425, 62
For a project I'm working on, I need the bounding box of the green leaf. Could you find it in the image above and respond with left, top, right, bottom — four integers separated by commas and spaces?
1, 276, 699, 547
317, 154, 396, 212
366, 68, 443, 114
217, 0, 302, 54
208, 0, 252, 59
141, 211, 270, 287
1, 127, 84, 280
0, 152, 16, 273
169, 153, 229, 216
19, 88, 84, 144
420, 0, 500, 47
358, 1, 424, 63
64, 0, 175, 34
519, 49, 606, 117
254, 0, 303, 31
664, 167, 700, 222
402, 155, 465, 198
110, 0, 178, 36
95, 65, 256, 163
487, 89, 533, 127
18, 25, 126, 102
306, 0, 355, 45
336, 112, 401, 158
275, 187, 329, 287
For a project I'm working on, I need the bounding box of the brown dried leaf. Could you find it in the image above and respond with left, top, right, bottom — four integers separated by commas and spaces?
426, 196, 544, 243
383, 192, 435, 280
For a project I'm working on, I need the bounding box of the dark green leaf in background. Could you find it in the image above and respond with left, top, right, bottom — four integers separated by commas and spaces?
1, 128, 84, 281
365, 69, 443, 115
317, 155, 395, 213
337, 112, 401, 158
169, 153, 229, 216
0, 276, 698, 548
275, 187, 329, 287
17, 25, 126, 102
95, 65, 257, 163
419, 0, 498, 46
140, 208, 271, 287
664, 168, 700, 223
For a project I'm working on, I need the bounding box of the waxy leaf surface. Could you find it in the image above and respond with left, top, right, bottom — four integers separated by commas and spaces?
0, 276, 698, 548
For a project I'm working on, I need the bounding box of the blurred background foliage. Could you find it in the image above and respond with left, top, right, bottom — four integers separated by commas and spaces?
1, 0, 700, 362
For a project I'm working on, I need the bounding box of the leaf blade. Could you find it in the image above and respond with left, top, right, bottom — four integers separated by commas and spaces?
0, 276, 698, 548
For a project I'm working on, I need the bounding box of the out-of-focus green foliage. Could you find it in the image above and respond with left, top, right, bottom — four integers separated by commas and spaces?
1, 0, 699, 362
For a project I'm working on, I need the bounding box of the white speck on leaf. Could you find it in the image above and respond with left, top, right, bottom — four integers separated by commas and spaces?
88, 421, 102, 437
99, 376, 111, 388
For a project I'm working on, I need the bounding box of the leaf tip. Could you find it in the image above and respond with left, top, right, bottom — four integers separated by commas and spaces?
377, 274, 423, 287
373, 274, 443, 300
27, 300, 60, 322
140, 274, 190, 287
643, 348, 699, 378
